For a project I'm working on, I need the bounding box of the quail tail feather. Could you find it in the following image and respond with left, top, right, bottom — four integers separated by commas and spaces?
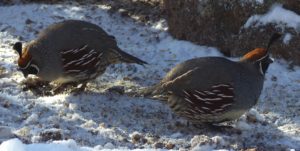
119, 50, 147, 65
139, 84, 168, 101
110, 47, 147, 65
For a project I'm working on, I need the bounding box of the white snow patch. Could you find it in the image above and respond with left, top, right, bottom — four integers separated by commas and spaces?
0, 138, 170, 151
191, 144, 216, 151
0, 139, 25, 151
24, 113, 39, 125
248, 108, 265, 122
244, 4, 300, 31
236, 120, 252, 130
211, 136, 228, 147
283, 33, 292, 44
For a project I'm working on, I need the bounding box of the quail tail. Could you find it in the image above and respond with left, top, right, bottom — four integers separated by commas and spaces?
139, 84, 168, 101
111, 47, 147, 65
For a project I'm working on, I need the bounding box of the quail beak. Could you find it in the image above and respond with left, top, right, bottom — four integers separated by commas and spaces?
268, 57, 274, 64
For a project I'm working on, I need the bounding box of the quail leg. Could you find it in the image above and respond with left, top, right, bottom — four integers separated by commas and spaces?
22, 77, 50, 89
206, 124, 241, 134
52, 82, 77, 94
188, 122, 241, 134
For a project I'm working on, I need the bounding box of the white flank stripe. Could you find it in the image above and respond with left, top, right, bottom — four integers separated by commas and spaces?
66, 69, 81, 73
97, 53, 103, 58
205, 98, 222, 101
183, 90, 190, 97
75, 61, 84, 66
188, 109, 198, 114
183, 111, 192, 115
80, 45, 88, 50
61, 49, 75, 54
196, 109, 205, 113
193, 94, 205, 101
213, 108, 224, 112
203, 101, 213, 105
81, 52, 91, 59
195, 90, 206, 96
212, 84, 231, 88
64, 60, 80, 68
204, 91, 215, 95
212, 89, 221, 93
201, 106, 210, 110
86, 51, 96, 58
89, 49, 95, 54
82, 57, 96, 66
221, 103, 232, 108
73, 48, 81, 53
184, 97, 194, 104
95, 61, 101, 66
217, 94, 234, 98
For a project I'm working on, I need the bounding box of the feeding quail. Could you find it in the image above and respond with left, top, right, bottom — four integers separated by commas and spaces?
13, 20, 147, 92
143, 33, 281, 124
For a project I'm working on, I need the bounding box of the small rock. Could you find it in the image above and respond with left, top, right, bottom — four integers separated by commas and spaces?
39, 129, 63, 142
153, 142, 164, 149
1, 100, 10, 108
25, 19, 35, 25
271, 76, 277, 81
191, 135, 211, 148
131, 132, 142, 143
131, 131, 147, 144
145, 134, 160, 144
165, 142, 175, 149
106, 86, 125, 94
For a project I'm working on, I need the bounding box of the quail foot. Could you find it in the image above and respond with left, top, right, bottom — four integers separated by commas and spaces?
13, 20, 147, 94
142, 33, 281, 126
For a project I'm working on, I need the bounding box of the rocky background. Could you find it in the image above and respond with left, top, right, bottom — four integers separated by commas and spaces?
1, 0, 299, 65
164, 0, 300, 65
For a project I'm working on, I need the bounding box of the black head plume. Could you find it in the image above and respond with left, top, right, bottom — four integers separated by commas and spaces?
266, 33, 282, 52
256, 33, 282, 75
13, 42, 23, 57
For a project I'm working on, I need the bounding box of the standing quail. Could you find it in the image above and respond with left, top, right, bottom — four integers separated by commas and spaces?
13, 20, 147, 92
143, 33, 281, 124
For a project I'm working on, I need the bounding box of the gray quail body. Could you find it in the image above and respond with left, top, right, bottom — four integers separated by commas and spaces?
144, 33, 281, 124
13, 20, 146, 91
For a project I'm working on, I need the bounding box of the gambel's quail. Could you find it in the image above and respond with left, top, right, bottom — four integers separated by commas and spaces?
143, 33, 281, 124
13, 20, 147, 92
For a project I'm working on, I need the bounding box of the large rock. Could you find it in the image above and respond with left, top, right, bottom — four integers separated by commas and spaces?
164, 0, 300, 65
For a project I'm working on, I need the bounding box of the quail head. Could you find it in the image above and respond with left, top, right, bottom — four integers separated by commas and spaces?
13, 20, 147, 92
143, 33, 281, 124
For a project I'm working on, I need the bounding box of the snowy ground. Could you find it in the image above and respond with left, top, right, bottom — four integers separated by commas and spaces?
0, 3, 299, 151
